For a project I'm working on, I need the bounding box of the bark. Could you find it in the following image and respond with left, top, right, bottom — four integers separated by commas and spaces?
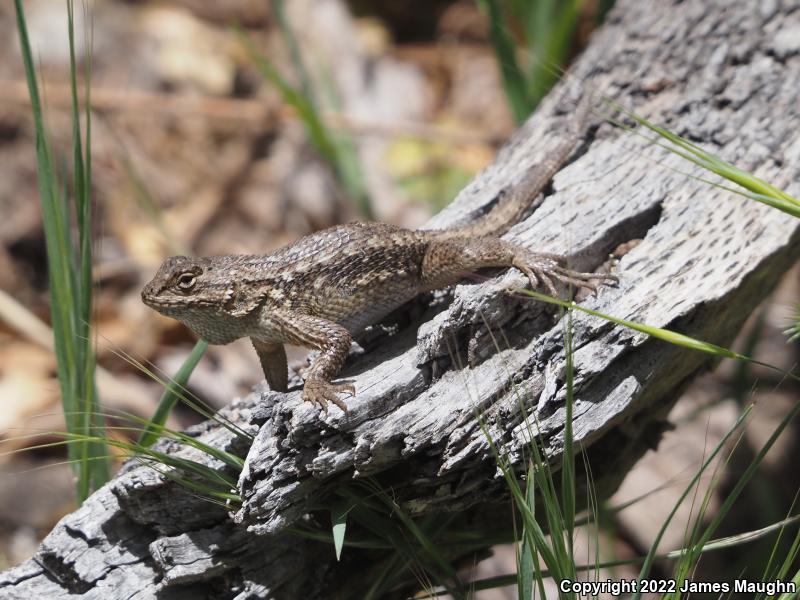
3, 0, 800, 597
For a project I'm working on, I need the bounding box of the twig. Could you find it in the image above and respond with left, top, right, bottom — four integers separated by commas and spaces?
0, 79, 504, 144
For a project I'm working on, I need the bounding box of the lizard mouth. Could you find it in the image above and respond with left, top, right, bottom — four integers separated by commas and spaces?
140, 288, 183, 312
140, 290, 167, 310
141, 296, 170, 315
141, 296, 192, 320
140, 290, 216, 313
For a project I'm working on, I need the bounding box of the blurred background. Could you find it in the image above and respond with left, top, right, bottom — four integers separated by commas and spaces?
0, 0, 798, 597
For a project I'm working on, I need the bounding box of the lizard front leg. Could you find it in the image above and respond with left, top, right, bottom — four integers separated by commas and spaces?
422, 237, 616, 295
259, 309, 355, 412
250, 339, 288, 392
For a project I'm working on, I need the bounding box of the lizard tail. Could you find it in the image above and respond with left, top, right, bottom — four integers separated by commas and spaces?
429, 95, 591, 241
429, 150, 574, 241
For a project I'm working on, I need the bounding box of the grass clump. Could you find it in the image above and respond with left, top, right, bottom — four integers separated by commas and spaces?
478, 0, 606, 123
14, 0, 109, 502
237, 0, 372, 219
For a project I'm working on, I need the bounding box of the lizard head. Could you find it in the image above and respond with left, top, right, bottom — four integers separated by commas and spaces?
142, 255, 265, 344
142, 256, 216, 314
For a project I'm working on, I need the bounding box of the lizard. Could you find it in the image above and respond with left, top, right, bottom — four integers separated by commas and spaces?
141, 107, 617, 413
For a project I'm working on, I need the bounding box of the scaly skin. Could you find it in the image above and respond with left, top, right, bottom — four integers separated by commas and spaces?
142, 109, 617, 412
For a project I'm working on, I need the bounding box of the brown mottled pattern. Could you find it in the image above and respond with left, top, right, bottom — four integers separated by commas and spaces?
142, 112, 615, 413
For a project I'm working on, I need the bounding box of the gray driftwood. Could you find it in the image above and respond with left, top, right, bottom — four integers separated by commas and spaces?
3, 0, 800, 597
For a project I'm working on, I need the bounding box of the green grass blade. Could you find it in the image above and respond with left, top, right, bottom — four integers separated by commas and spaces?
527, 0, 583, 107
777, 568, 800, 600
630, 408, 751, 600
271, 0, 315, 104
340, 483, 463, 598
142, 460, 241, 505
237, 28, 373, 219
605, 100, 800, 217
481, 0, 587, 119
516, 529, 534, 600
505, 0, 536, 41
774, 526, 800, 600
626, 108, 798, 207
237, 29, 373, 218
524, 466, 549, 599
287, 526, 389, 550
139, 339, 208, 447
765, 499, 800, 591
667, 424, 741, 599
476, 0, 532, 123
479, 418, 562, 579
529, 0, 553, 52
331, 499, 349, 561
426, 514, 800, 597
66, 1, 87, 321
106, 343, 252, 443
506, 384, 572, 584
364, 554, 407, 600
685, 397, 800, 582
15, 430, 242, 503
237, 30, 337, 163
314, 63, 373, 219
68, 0, 109, 500
629, 137, 800, 218
367, 486, 461, 589
561, 310, 576, 560
520, 289, 800, 385
14, 0, 110, 501
97, 409, 244, 470
14, 0, 72, 417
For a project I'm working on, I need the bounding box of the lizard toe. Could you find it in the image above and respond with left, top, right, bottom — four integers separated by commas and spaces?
332, 381, 356, 397
514, 251, 617, 296
553, 267, 619, 293
302, 379, 353, 413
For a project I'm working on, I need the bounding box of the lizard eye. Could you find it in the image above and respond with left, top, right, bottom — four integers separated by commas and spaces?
176, 272, 197, 291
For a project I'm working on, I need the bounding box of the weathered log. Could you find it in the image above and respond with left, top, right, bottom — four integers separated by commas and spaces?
2, 0, 799, 597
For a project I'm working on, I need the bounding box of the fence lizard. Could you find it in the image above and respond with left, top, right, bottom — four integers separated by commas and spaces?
142, 110, 616, 413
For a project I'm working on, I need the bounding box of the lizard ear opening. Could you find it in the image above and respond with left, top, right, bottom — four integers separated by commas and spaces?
223, 283, 265, 317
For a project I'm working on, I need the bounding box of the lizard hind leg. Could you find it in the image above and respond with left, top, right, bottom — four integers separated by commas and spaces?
422, 237, 616, 297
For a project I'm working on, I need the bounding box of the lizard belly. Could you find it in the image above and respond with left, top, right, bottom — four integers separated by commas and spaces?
321, 281, 422, 334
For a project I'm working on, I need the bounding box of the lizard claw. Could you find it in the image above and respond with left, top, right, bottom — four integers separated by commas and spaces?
513, 252, 618, 296
302, 379, 355, 413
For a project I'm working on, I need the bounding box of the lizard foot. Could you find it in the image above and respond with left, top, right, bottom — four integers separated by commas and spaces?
302, 378, 356, 413
512, 252, 618, 297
